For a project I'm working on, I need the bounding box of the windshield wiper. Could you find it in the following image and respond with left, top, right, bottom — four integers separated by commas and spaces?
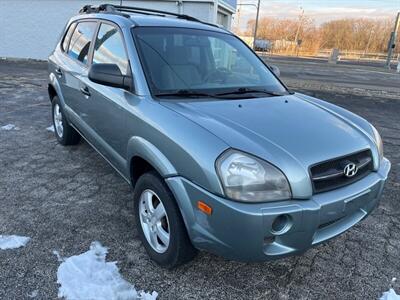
215, 87, 286, 97
154, 88, 287, 99
154, 89, 218, 98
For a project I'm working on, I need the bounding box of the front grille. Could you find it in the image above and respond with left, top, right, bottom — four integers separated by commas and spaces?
310, 150, 373, 194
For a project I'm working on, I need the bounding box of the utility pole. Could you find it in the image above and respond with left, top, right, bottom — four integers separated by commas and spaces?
293, 7, 304, 54
294, 7, 304, 45
386, 12, 400, 69
252, 0, 261, 50
236, 1, 260, 50
236, 7, 242, 34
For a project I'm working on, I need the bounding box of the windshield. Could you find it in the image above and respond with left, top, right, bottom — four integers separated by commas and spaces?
132, 27, 287, 98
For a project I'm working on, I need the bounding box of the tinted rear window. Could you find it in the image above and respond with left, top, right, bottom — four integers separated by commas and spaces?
68, 21, 97, 64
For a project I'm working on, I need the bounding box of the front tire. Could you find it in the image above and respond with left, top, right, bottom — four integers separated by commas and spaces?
51, 96, 80, 145
134, 171, 197, 268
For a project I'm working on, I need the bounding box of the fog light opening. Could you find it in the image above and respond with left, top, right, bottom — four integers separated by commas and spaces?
271, 214, 292, 235
264, 236, 275, 245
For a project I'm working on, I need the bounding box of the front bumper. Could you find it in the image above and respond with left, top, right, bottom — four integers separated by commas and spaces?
165, 158, 391, 261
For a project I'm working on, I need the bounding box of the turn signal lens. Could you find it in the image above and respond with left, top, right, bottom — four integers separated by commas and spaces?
197, 201, 212, 215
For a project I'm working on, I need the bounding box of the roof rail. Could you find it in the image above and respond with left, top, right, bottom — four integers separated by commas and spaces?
79, 4, 130, 17
79, 4, 221, 28
79, 4, 110, 14
115, 5, 202, 22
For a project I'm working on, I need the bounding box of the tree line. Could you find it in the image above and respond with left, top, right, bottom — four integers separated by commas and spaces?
241, 17, 399, 54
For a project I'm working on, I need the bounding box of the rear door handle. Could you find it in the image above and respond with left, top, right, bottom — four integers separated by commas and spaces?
80, 86, 91, 97
55, 67, 63, 76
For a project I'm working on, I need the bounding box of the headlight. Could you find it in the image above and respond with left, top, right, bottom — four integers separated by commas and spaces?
371, 125, 383, 160
216, 150, 291, 202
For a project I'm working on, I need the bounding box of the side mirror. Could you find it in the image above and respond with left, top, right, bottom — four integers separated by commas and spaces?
269, 64, 280, 77
88, 63, 131, 90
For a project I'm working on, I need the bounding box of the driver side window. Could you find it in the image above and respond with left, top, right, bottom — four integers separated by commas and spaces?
92, 23, 129, 75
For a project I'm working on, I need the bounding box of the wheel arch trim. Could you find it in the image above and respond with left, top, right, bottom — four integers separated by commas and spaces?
127, 136, 178, 182
48, 73, 66, 107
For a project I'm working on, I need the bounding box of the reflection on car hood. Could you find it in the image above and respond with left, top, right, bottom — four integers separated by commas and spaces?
161, 94, 372, 170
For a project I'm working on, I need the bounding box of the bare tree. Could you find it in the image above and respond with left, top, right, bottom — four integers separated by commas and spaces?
240, 16, 399, 55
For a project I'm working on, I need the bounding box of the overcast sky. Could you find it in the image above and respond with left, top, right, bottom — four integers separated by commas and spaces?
234, 0, 400, 29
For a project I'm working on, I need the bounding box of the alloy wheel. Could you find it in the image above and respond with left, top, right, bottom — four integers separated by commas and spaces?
53, 103, 63, 138
139, 189, 170, 253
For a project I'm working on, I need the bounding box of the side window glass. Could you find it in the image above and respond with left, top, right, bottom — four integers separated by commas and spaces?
92, 23, 129, 75
68, 22, 97, 64
62, 23, 76, 52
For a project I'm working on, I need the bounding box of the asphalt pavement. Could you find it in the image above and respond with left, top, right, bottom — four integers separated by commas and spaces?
0, 58, 399, 299
263, 55, 400, 91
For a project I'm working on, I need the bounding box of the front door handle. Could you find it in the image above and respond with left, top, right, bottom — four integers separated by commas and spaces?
80, 86, 91, 97
55, 67, 63, 77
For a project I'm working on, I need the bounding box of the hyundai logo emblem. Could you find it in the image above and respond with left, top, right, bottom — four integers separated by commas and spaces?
343, 162, 358, 177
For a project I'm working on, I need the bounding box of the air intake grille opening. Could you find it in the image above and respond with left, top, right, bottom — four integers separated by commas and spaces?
310, 150, 373, 194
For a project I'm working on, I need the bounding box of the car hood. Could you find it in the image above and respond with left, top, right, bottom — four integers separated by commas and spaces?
161, 93, 374, 197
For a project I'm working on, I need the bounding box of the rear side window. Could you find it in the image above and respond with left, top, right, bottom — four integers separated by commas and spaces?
68, 21, 97, 64
92, 23, 129, 75
61, 23, 76, 52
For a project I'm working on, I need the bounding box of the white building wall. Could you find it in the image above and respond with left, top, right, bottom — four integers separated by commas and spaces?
0, 0, 230, 60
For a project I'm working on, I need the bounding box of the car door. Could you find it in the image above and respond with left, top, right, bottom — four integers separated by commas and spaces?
50, 22, 76, 101
61, 20, 98, 134
79, 21, 130, 172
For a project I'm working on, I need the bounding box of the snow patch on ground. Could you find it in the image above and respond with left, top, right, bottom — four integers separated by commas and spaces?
380, 278, 400, 300
53, 250, 64, 262
46, 125, 55, 132
55, 241, 158, 300
28, 290, 39, 298
1, 124, 20, 131
380, 288, 400, 300
0, 235, 30, 250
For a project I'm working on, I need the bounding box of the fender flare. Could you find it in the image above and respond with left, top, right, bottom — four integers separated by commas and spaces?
48, 73, 66, 108
127, 136, 199, 235
126, 136, 177, 179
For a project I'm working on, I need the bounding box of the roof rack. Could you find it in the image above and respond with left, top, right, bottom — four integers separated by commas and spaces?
79, 4, 130, 17
79, 4, 221, 28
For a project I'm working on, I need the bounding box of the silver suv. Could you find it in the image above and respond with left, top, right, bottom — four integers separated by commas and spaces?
48, 4, 390, 268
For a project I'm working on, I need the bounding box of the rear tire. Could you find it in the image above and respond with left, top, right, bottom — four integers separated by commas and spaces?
51, 96, 80, 145
134, 171, 197, 268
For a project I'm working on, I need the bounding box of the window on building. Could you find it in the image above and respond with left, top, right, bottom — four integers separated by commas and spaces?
92, 23, 129, 75
68, 22, 97, 64
217, 11, 228, 29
